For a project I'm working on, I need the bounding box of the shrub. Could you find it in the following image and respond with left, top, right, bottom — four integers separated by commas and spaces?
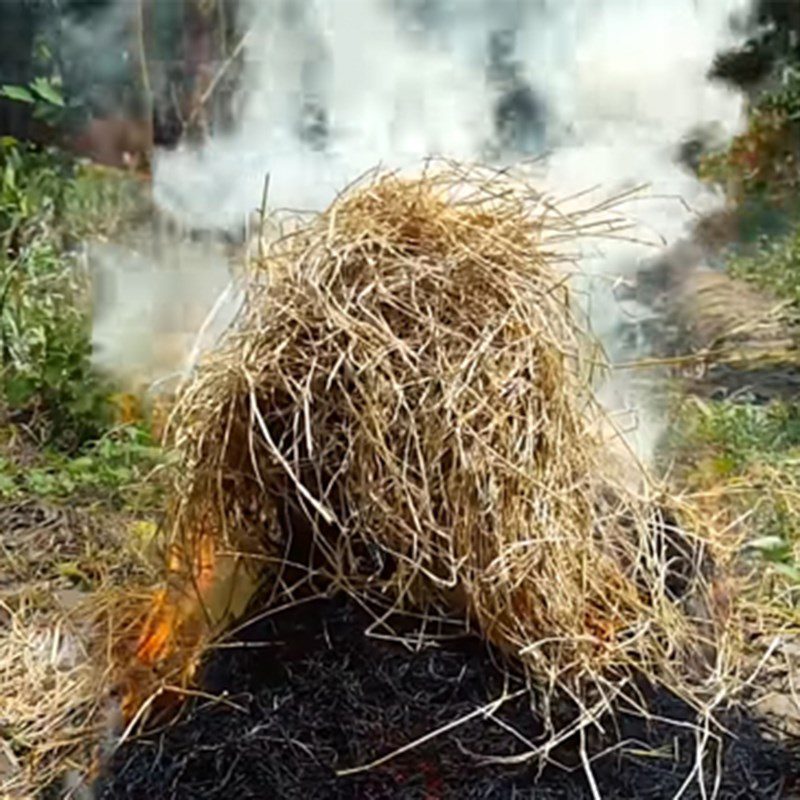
0, 137, 144, 449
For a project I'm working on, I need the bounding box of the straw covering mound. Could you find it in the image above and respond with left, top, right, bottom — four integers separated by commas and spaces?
138, 165, 730, 722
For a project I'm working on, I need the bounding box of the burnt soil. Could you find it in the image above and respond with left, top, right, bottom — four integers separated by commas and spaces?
98, 595, 800, 800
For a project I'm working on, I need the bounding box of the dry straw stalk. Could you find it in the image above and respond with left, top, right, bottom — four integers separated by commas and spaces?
137, 162, 737, 721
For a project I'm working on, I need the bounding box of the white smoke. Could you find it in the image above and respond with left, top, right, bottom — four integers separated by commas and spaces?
91, 0, 756, 456
89, 238, 240, 394
152, 0, 500, 227
154, 0, 750, 221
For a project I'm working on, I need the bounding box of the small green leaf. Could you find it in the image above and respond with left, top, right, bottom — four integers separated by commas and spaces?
57, 561, 92, 587
26, 469, 60, 496
30, 78, 64, 108
748, 535, 787, 551
0, 85, 35, 104
3, 161, 16, 190
0, 473, 19, 499
68, 456, 94, 472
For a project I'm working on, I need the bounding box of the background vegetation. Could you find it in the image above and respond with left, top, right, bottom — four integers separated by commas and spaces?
0, 136, 163, 518
677, 26, 800, 587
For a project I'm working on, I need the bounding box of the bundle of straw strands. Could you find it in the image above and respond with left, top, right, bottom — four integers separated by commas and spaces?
139, 163, 735, 723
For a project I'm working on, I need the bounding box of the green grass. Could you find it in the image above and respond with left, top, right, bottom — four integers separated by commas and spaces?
669, 398, 800, 586
680, 400, 800, 469
726, 225, 800, 307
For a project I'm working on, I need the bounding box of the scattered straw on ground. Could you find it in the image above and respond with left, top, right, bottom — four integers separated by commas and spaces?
0, 502, 160, 798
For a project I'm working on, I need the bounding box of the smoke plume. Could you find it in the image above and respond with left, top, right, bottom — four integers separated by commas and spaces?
90, 0, 755, 455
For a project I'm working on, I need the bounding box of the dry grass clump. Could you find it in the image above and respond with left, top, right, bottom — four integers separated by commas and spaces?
137, 162, 735, 723
0, 505, 160, 799
115, 165, 748, 768
0, 591, 142, 798
672, 267, 796, 364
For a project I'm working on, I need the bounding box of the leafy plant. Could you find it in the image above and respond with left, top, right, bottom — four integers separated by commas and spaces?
747, 535, 800, 583
693, 402, 800, 464
0, 76, 68, 128
699, 64, 800, 206
0, 424, 167, 510
699, 110, 799, 202
669, 398, 800, 586
759, 64, 800, 120
0, 138, 146, 449
725, 223, 800, 306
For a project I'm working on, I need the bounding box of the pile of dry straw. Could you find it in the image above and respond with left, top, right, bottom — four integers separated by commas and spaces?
134, 162, 739, 722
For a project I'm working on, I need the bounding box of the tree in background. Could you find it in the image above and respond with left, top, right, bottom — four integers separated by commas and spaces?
758, 0, 800, 59
0, 0, 244, 166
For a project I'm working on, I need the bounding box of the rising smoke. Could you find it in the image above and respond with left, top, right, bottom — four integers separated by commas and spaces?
91, 0, 756, 455
153, 0, 751, 221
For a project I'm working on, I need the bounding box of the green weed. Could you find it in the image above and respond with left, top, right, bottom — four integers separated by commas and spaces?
0, 424, 168, 511
726, 225, 800, 307
0, 138, 146, 449
670, 399, 800, 589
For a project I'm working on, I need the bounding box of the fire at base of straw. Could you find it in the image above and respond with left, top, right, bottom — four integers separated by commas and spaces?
124, 161, 740, 737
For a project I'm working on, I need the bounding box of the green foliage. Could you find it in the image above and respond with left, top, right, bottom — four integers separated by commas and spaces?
0, 137, 143, 248
62, 161, 148, 240
699, 109, 799, 202
671, 399, 800, 588
0, 2, 96, 133
759, 64, 800, 120
747, 534, 800, 582
686, 401, 800, 469
0, 75, 68, 128
725, 224, 800, 306
0, 425, 167, 511
699, 63, 800, 205
0, 85, 35, 104
0, 138, 145, 449
0, 137, 73, 248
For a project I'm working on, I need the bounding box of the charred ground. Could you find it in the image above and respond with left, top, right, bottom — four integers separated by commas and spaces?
98, 595, 800, 800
